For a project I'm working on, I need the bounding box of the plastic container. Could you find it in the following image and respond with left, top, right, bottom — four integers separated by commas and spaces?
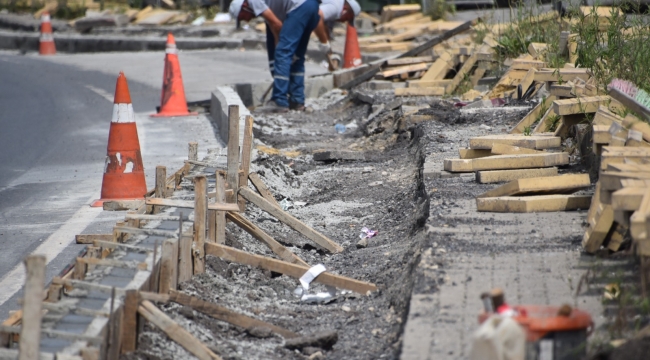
479, 305, 593, 360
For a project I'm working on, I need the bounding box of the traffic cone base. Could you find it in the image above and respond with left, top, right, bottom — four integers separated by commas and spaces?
39, 12, 56, 56
92, 72, 147, 207
343, 23, 362, 69
152, 33, 197, 118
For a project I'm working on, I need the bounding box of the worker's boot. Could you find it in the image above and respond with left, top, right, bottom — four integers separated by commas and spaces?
257, 100, 289, 113
289, 102, 305, 111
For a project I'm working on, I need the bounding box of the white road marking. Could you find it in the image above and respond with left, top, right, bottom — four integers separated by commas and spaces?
86, 85, 114, 102
0, 196, 102, 307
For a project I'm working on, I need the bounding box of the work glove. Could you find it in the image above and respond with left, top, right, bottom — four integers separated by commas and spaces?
318, 41, 331, 53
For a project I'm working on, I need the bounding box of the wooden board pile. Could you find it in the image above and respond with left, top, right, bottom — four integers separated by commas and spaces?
0, 106, 374, 359
582, 90, 650, 259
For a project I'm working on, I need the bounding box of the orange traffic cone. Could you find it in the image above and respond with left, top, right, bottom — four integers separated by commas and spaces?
151, 33, 197, 117
39, 12, 56, 55
92, 72, 147, 207
343, 23, 362, 69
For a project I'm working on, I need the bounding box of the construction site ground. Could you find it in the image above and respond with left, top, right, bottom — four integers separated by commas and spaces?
119, 88, 626, 359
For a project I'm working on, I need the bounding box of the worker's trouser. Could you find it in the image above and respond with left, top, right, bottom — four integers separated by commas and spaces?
265, 0, 319, 107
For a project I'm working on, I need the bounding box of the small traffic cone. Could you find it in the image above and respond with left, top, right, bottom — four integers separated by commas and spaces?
343, 23, 362, 69
92, 72, 147, 207
151, 33, 197, 117
39, 12, 56, 55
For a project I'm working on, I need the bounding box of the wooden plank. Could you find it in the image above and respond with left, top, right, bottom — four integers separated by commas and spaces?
490, 143, 542, 155
612, 187, 647, 211
168, 290, 299, 339
418, 52, 454, 82
445, 53, 478, 94
20, 255, 46, 360
238, 116, 254, 211
510, 96, 556, 134
607, 223, 628, 252
380, 63, 429, 78
552, 96, 610, 115
476, 195, 592, 213
407, 80, 452, 88
75, 234, 113, 245
215, 171, 227, 245
469, 134, 561, 150
583, 205, 614, 253
395, 87, 445, 97
511, 59, 547, 70
248, 173, 280, 208
458, 148, 492, 159
609, 87, 650, 121
145, 198, 240, 212
622, 114, 650, 143
120, 290, 139, 355
444, 152, 569, 172
550, 84, 574, 98
630, 192, 650, 246
205, 243, 375, 294
227, 105, 240, 203
193, 175, 207, 275
593, 106, 624, 126
0, 310, 22, 347
514, 69, 537, 99
159, 239, 179, 294
528, 42, 548, 59
178, 233, 193, 283
476, 167, 558, 184
138, 300, 221, 360
600, 172, 650, 190
360, 42, 415, 53
477, 174, 590, 198
386, 56, 435, 66
114, 225, 179, 239
533, 68, 590, 82
239, 187, 343, 253
226, 212, 307, 266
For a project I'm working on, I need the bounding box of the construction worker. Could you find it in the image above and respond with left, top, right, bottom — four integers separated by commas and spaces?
230, 0, 320, 112
314, 0, 361, 58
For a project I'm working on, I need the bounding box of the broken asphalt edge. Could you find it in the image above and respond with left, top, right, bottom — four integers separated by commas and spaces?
0, 29, 241, 53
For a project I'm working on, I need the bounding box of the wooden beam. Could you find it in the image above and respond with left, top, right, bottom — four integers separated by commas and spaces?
630, 192, 650, 246
75, 234, 112, 245
445, 53, 477, 94
113, 225, 179, 239
168, 290, 299, 339
444, 153, 569, 172
178, 232, 193, 283
226, 212, 308, 267
386, 56, 434, 66
205, 243, 376, 294
612, 187, 647, 211
360, 41, 415, 53
533, 68, 590, 82
380, 63, 429, 78
239, 116, 254, 212
19, 255, 45, 360
159, 238, 179, 294
418, 51, 453, 82
476, 167, 558, 184
215, 171, 227, 244
395, 87, 445, 97
552, 95, 610, 115
248, 173, 280, 208
510, 96, 556, 134
476, 195, 592, 213
193, 175, 207, 275
239, 187, 343, 253
145, 198, 240, 212
477, 174, 590, 198
490, 143, 543, 155
227, 105, 240, 203
120, 290, 139, 354
138, 300, 221, 360
469, 134, 561, 150
154, 165, 167, 214
458, 148, 492, 159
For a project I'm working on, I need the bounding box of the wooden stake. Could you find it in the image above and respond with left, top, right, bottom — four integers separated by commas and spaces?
19, 255, 46, 360
226, 212, 308, 266
215, 171, 227, 245
151, 239, 159, 292
238, 115, 254, 211
168, 290, 298, 339
154, 165, 167, 214
106, 287, 116, 359
205, 243, 376, 294
248, 173, 280, 208
193, 175, 207, 274
227, 105, 240, 203
138, 300, 221, 360
239, 187, 344, 253
188, 142, 198, 162
120, 290, 139, 354
159, 238, 179, 294
178, 233, 193, 283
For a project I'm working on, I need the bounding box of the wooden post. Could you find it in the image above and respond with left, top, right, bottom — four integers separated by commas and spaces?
193, 176, 207, 274
19, 255, 46, 360
154, 166, 167, 214
188, 142, 198, 162
208, 209, 216, 243
46, 284, 62, 303
226, 105, 240, 203
120, 290, 139, 355
178, 212, 193, 283
74, 258, 87, 280
159, 239, 179, 294
215, 171, 227, 245
106, 287, 116, 358
238, 115, 254, 211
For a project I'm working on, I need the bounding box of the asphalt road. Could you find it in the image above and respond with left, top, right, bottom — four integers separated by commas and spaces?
0, 48, 327, 320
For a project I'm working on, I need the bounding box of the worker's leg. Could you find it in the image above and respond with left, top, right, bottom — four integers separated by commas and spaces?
265, 26, 275, 77
271, 0, 319, 108
288, 4, 320, 107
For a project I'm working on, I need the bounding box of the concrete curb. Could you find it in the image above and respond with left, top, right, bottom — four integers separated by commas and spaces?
234, 74, 334, 108
0, 30, 241, 53
211, 86, 251, 145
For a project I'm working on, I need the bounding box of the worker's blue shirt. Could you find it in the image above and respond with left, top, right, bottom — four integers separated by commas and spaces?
248, 0, 307, 22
